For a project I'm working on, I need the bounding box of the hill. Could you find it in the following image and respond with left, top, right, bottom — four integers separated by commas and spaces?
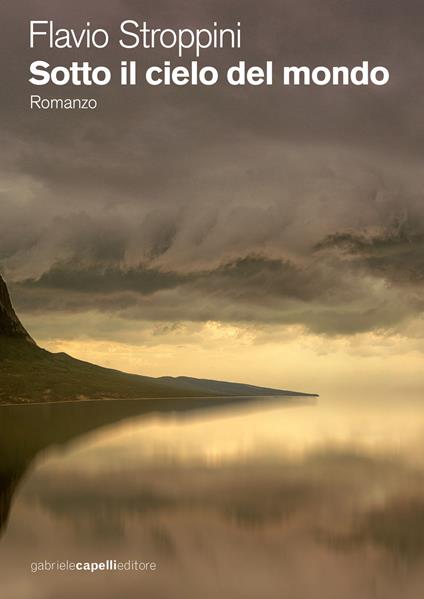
0, 275, 317, 404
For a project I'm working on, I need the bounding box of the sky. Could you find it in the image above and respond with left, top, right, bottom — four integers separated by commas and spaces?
1, 0, 424, 394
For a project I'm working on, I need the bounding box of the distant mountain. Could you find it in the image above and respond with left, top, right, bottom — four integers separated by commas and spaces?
0, 275, 317, 404
159, 376, 311, 397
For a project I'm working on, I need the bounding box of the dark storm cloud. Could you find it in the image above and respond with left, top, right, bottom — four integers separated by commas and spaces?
21, 261, 186, 295
1, 0, 424, 337
316, 219, 424, 287
10, 249, 422, 335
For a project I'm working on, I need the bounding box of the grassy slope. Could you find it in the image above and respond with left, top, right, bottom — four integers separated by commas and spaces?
0, 339, 217, 404
0, 339, 317, 405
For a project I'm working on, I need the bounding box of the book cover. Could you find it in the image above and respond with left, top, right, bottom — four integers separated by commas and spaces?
1, 2, 422, 598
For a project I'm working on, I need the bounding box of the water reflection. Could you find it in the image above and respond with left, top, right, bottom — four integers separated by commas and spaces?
1, 395, 424, 599
0, 395, 308, 537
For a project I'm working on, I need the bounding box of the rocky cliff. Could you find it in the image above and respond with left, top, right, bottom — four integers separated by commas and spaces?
0, 275, 34, 344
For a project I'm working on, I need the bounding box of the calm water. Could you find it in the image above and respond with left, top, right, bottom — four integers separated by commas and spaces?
1, 393, 424, 599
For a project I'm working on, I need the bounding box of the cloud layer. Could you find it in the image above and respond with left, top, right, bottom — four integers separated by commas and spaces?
1, 0, 424, 341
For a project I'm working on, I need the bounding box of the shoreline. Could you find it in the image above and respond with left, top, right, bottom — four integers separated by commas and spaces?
0, 393, 319, 408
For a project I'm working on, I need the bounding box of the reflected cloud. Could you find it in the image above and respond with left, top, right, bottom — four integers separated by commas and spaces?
328, 495, 424, 560
2, 399, 424, 598
0, 395, 307, 536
